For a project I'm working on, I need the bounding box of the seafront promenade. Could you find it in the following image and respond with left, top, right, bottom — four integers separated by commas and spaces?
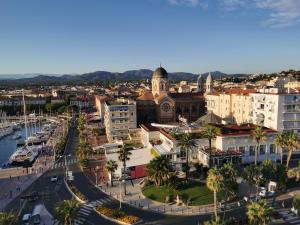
0, 154, 54, 211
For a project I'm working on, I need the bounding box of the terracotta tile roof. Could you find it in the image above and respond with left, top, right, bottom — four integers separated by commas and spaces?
155, 93, 170, 101
169, 92, 204, 99
206, 88, 257, 96
137, 91, 154, 101
95, 95, 110, 102
140, 124, 160, 132
212, 123, 277, 136
159, 129, 176, 141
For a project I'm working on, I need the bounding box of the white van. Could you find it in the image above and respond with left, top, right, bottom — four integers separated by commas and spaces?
32, 204, 43, 225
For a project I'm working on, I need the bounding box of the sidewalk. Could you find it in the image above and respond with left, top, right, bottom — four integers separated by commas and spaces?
0, 155, 54, 211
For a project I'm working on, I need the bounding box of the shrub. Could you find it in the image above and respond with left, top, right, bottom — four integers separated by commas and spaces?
96, 206, 139, 224
67, 181, 87, 201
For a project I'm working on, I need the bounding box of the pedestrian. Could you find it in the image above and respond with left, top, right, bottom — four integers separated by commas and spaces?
9, 175, 11, 180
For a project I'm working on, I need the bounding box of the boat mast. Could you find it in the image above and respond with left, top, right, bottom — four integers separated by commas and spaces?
23, 90, 28, 140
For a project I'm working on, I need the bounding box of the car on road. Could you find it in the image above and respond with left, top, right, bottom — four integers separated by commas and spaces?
50, 175, 58, 182
22, 213, 31, 225
259, 188, 275, 198
24, 191, 39, 202
243, 195, 260, 202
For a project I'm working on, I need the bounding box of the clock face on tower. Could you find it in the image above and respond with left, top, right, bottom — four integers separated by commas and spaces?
161, 102, 171, 112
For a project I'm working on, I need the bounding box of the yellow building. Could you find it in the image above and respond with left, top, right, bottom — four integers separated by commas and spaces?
206, 89, 256, 124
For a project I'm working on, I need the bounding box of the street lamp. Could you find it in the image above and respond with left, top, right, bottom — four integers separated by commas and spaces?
95, 166, 100, 186
119, 178, 125, 209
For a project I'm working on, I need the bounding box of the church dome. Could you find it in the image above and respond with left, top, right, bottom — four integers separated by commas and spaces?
153, 66, 168, 79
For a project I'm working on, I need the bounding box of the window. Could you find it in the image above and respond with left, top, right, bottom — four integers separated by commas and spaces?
269, 144, 275, 154
238, 146, 245, 154
260, 145, 266, 155
249, 146, 255, 156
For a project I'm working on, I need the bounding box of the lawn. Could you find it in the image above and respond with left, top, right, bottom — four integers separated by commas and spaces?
142, 181, 224, 206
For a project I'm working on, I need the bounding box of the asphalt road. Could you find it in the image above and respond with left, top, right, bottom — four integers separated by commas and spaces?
5, 122, 278, 225
66, 124, 250, 225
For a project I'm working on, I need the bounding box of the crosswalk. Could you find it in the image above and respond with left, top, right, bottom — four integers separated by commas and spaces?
51, 158, 78, 169
74, 197, 112, 225
278, 208, 300, 224
53, 197, 112, 225
266, 198, 300, 225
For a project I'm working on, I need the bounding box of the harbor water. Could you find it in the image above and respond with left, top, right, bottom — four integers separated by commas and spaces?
0, 124, 42, 166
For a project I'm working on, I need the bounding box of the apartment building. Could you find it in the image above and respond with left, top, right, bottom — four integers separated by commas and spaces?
104, 98, 137, 143
206, 89, 255, 124
251, 88, 300, 134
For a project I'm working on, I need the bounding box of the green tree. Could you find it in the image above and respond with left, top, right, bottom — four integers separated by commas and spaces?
220, 163, 237, 219
285, 131, 299, 168
247, 200, 272, 225
105, 160, 118, 187
242, 165, 262, 195
275, 132, 286, 165
54, 199, 81, 225
202, 125, 221, 166
177, 133, 197, 181
77, 141, 92, 159
260, 160, 276, 186
251, 126, 267, 165
207, 167, 224, 218
118, 144, 132, 195
0, 212, 14, 225
146, 156, 173, 186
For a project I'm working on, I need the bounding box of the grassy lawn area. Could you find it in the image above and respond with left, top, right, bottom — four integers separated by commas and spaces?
142, 181, 224, 206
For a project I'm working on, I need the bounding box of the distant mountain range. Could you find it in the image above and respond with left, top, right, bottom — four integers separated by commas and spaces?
0, 69, 248, 86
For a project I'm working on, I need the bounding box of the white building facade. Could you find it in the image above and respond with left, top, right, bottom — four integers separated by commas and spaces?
104, 98, 137, 143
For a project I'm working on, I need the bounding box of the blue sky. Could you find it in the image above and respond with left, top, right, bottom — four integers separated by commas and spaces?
0, 0, 299, 75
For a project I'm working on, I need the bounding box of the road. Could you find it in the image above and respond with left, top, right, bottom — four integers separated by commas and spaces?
66, 123, 248, 225
6, 122, 280, 225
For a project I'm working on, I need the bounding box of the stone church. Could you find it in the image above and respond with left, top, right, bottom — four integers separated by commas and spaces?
136, 66, 212, 125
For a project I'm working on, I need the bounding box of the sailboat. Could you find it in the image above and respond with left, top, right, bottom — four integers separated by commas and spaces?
9, 91, 41, 166
12, 132, 22, 140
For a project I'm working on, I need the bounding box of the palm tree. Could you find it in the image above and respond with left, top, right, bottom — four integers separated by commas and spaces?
54, 199, 81, 225
202, 125, 221, 166
177, 133, 197, 181
77, 141, 92, 159
146, 156, 173, 186
247, 200, 272, 225
285, 131, 299, 168
118, 144, 132, 195
207, 167, 224, 218
275, 132, 286, 164
105, 160, 118, 187
251, 126, 267, 165
0, 212, 14, 225
219, 163, 237, 220
242, 164, 262, 196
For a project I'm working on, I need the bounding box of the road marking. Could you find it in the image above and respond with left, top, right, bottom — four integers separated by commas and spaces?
78, 211, 90, 216
79, 208, 91, 213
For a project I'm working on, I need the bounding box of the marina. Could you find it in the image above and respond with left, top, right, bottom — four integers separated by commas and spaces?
0, 124, 42, 167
